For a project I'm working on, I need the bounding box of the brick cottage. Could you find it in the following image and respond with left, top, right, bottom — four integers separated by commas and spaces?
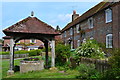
61, 2, 120, 49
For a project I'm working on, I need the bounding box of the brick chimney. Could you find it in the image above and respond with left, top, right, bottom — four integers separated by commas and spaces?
72, 10, 79, 21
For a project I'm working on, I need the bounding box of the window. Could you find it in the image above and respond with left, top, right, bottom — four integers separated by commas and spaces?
64, 31, 66, 37
90, 37, 94, 40
70, 28, 73, 35
16, 41, 20, 43
88, 17, 94, 28
30, 39, 36, 43
106, 34, 113, 48
77, 40, 81, 47
76, 24, 80, 33
105, 8, 112, 23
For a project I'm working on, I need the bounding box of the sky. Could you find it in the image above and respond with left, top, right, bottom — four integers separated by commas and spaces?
0, 1, 101, 39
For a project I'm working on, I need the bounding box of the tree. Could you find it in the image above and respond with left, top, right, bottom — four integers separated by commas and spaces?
56, 25, 60, 31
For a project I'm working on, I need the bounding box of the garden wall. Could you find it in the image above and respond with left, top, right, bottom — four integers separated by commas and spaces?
0, 53, 29, 59
80, 57, 111, 72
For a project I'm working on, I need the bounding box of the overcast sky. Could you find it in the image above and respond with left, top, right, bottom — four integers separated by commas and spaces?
0, 1, 101, 39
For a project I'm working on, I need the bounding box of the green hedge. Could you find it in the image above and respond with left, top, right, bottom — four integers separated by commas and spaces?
28, 49, 42, 56
0, 49, 42, 56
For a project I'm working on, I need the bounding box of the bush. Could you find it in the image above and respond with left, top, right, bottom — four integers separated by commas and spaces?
0, 49, 42, 57
100, 49, 120, 79
0, 51, 9, 55
76, 63, 100, 79
101, 68, 120, 79
41, 47, 51, 52
15, 50, 28, 54
75, 40, 105, 61
55, 43, 71, 66
28, 49, 42, 56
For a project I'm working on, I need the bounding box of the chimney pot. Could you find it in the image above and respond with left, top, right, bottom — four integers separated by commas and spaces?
73, 10, 76, 14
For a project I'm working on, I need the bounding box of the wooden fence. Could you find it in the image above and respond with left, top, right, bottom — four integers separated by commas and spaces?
80, 57, 111, 72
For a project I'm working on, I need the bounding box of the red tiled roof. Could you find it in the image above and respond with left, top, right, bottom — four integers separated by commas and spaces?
3, 16, 60, 35
61, 2, 115, 32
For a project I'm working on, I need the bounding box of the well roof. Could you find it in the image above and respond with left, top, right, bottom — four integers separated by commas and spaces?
3, 16, 60, 35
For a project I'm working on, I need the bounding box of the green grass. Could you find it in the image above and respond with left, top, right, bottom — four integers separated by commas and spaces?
2, 56, 79, 79
6, 69, 79, 78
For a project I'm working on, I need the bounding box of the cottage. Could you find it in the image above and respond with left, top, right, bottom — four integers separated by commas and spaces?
61, 2, 120, 49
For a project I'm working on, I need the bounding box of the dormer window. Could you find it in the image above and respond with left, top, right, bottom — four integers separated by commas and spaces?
30, 39, 36, 43
88, 17, 94, 28
105, 8, 112, 23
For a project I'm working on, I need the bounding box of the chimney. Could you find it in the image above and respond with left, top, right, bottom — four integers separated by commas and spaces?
72, 10, 79, 21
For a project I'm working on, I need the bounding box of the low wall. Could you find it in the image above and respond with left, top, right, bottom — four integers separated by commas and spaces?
0, 53, 29, 59
80, 57, 111, 72
20, 60, 44, 73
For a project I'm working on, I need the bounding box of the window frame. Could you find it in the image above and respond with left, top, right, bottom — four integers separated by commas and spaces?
76, 24, 80, 33
106, 34, 113, 48
64, 31, 66, 37
105, 8, 112, 23
77, 40, 80, 47
88, 17, 94, 29
70, 28, 73, 35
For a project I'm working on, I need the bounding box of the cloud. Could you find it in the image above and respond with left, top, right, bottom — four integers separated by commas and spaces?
58, 13, 72, 22
49, 13, 72, 29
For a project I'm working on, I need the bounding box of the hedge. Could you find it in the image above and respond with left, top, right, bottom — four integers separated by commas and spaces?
0, 49, 42, 56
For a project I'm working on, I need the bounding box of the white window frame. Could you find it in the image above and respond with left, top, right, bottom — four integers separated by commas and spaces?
64, 31, 66, 37
16, 41, 20, 43
88, 17, 94, 29
77, 40, 80, 47
105, 8, 112, 23
90, 37, 94, 40
106, 34, 113, 48
76, 24, 80, 33
70, 28, 73, 35
30, 39, 36, 43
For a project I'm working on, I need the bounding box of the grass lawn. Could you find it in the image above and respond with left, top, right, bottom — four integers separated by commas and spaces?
2, 56, 79, 79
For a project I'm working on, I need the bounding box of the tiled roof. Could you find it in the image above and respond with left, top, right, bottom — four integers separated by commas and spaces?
61, 2, 115, 32
3, 16, 60, 35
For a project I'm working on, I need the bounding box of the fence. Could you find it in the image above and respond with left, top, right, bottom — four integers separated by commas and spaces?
80, 57, 111, 72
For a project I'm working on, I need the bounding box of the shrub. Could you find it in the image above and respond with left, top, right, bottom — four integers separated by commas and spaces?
15, 50, 28, 54
75, 40, 105, 61
100, 49, 120, 79
0, 51, 9, 55
28, 49, 42, 56
102, 49, 120, 80
55, 43, 71, 66
41, 47, 50, 52
0, 49, 42, 57
101, 68, 120, 79
76, 63, 100, 79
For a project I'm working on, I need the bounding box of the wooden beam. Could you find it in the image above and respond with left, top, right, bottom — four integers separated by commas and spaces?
51, 40, 55, 67
7, 38, 15, 75
45, 41, 48, 68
